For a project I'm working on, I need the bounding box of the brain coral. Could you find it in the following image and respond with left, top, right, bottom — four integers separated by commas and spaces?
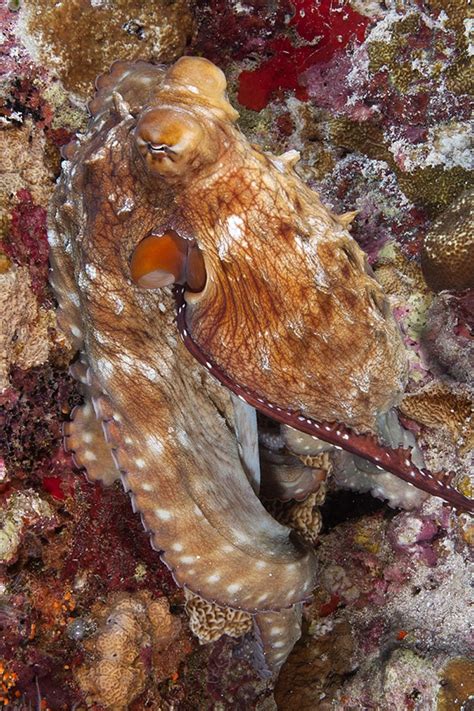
75, 591, 182, 710
185, 590, 253, 643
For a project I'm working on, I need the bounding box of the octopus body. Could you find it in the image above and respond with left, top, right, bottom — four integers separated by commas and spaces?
48, 57, 473, 675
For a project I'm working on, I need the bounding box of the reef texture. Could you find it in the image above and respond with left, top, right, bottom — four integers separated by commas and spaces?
75, 591, 187, 710
0, 0, 472, 708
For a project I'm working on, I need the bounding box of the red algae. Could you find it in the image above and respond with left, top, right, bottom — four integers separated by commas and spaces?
237, 0, 371, 110
1, 190, 50, 305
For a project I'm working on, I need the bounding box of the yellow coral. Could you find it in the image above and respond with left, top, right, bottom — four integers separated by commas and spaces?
21, 0, 194, 98
437, 657, 474, 711
421, 188, 474, 292
399, 382, 473, 453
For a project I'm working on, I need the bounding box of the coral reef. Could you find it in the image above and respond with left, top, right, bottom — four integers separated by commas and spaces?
0, 266, 53, 391
0, 489, 56, 565
1, 0, 472, 707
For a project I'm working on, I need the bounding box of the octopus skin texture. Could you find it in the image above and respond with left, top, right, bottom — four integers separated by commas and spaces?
48, 57, 473, 675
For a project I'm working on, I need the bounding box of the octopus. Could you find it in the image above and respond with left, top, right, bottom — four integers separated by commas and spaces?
48, 57, 473, 676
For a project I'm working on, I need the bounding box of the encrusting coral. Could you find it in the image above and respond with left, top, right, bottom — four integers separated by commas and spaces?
19, 0, 195, 98
0, 265, 54, 391
75, 591, 183, 710
399, 382, 473, 454
421, 188, 474, 292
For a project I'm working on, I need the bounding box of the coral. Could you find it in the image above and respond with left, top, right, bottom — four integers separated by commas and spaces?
75, 591, 184, 710
0, 266, 54, 392
303, 6, 473, 214
266, 475, 328, 545
0, 123, 55, 218
387, 511, 439, 566
185, 590, 252, 643
1, 190, 51, 305
437, 657, 474, 711
0, 489, 56, 565
285, 491, 326, 545
314, 155, 430, 260
399, 382, 473, 454
19, 0, 194, 98
335, 647, 441, 709
421, 188, 474, 292
274, 619, 355, 708
0, 363, 80, 479
396, 165, 472, 214
421, 293, 473, 383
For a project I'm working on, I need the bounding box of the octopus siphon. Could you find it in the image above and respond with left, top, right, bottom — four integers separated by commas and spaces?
48, 56, 473, 675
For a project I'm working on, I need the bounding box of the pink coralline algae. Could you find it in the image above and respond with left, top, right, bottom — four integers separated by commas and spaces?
313, 154, 429, 261
1, 190, 50, 305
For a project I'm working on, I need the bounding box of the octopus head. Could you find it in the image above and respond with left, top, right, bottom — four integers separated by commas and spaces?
134, 57, 237, 182
134, 107, 218, 180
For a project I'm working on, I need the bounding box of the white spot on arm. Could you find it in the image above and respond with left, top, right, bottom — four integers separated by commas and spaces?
155, 508, 173, 521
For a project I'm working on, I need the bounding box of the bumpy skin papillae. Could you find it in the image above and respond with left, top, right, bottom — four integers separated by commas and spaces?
48, 65, 317, 620
133, 58, 473, 512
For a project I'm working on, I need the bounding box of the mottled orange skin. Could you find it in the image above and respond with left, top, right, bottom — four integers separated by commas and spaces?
48, 57, 472, 680
133, 58, 407, 434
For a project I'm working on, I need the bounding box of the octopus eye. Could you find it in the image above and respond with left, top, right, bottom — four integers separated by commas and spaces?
147, 143, 176, 157
135, 108, 206, 178
130, 230, 206, 292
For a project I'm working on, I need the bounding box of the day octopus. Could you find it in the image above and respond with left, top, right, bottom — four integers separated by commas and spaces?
48, 57, 473, 675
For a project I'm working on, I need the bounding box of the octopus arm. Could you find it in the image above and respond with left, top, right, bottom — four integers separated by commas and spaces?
176, 290, 474, 513
251, 605, 303, 677
105, 368, 318, 612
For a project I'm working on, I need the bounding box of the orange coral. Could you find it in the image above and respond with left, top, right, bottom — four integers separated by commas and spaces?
75, 591, 184, 710
399, 382, 473, 453
0, 660, 19, 705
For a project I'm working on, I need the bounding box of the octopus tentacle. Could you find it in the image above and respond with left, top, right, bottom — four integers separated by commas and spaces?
175, 287, 473, 513
251, 605, 303, 677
